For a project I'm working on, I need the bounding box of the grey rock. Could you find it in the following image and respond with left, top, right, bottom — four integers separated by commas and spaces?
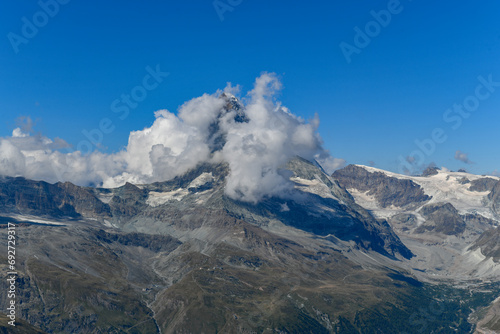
0, 177, 111, 218
416, 202, 465, 235
488, 181, 500, 215
469, 227, 500, 262
333, 165, 431, 209
422, 166, 439, 176
469, 178, 499, 192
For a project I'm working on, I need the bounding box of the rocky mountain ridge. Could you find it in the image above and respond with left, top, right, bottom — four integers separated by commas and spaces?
332, 164, 500, 333
1, 161, 499, 332
0, 121, 499, 332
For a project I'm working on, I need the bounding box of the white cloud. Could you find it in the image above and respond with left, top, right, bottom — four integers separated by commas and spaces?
0, 139, 26, 177
0, 73, 343, 203
455, 150, 473, 164
12, 127, 28, 138
220, 73, 330, 202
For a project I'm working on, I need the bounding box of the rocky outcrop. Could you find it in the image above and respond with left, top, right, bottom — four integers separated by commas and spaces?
416, 202, 466, 235
333, 165, 431, 208
207, 93, 248, 153
469, 178, 499, 192
106, 182, 148, 217
488, 181, 500, 215
469, 227, 500, 262
388, 213, 418, 231
0, 177, 111, 218
422, 166, 439, 176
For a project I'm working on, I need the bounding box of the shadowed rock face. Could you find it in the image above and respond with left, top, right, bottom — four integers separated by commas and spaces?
207, 93, 248, 153
416, 202, 466, 235
469, 178, 499, 192
0, 177, 111, 218
230, 157, 414, 259
332, 165, 431, 208
488, 181, 500, 215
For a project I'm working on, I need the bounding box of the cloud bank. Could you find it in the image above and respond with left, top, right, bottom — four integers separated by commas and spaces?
0, 73, 342, 203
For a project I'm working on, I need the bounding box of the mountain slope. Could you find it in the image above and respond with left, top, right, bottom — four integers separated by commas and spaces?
333, 164, 500, 279
0, 88, 496, 333
333, 164, 500, 333
2, 158, 482, 333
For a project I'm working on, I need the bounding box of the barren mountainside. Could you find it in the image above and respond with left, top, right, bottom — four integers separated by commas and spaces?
1, 160, 499, 333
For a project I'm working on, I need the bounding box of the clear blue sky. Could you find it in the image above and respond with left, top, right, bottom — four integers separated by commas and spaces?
1, 0, 499, 175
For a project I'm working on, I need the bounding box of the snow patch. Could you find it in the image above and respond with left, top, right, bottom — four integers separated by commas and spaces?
9, 214, 66, 226
146, 188, 189, 207
98, 193, 114, 204
188, 172, 214, 188
102, 219, 117, 228
280, 202, 290, 212
291, 177, 338, 200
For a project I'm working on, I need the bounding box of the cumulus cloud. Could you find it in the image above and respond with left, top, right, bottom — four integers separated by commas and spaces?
0, 73, 343, 203
220, 73, 331, 202
455, 150, 473, 164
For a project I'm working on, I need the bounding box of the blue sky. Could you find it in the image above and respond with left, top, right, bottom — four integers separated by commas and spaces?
1, 0, 500, 176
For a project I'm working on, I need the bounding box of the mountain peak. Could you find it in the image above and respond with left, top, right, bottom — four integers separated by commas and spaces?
206, 93, 249, 153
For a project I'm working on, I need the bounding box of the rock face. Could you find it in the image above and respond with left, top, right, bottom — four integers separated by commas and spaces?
106, 182, 148, 218
422, 166, 439, 176
469, 227, 500, 262
207, 92, 248, 153
416, 202, 466, 235
245, 157, 413, 259
332, 164, 431, 208
489, 181, 500, 215
0, 177, 111, 218
469, 177, 499, 192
